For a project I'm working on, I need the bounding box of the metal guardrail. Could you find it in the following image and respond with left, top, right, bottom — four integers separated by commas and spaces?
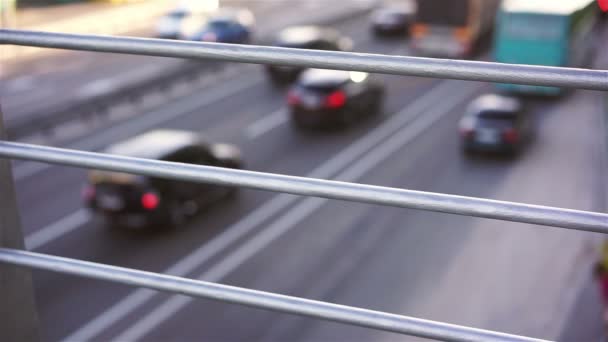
0, 248, 543, 342
2, 30, 608, 91
1, 29, 607, 341
1, 140, 607, 234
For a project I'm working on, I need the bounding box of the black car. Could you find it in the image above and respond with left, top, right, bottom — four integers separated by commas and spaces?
460, 94, 533, 155
287, 69, 384, 129
82, 130, 242, 229
266, 26, 353, 83
371, 3, 415, 36
191, 8, 254, 44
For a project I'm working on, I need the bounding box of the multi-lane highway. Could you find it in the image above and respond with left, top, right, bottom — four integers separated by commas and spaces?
2, 2, 607, 341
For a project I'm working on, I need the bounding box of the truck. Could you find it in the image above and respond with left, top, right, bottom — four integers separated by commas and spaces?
410, 0, 501, 58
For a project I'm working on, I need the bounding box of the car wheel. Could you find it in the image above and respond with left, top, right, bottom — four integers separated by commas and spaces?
371, 90, 384, 115
290, 117, 307, 130
225, 186, 239, 199
166, 200, 187, 228
340, 110, 357, 127
103, 214, 122, 229
462, 146, 475, 157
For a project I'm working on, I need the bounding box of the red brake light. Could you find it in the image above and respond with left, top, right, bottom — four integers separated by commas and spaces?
141, 192, 160, 210
503, 129, 519, 144
82, 185, 95, 201
325, 90, 346, 108
287, 90, 300, 106
202, 33, 217, 42
460, 128, 474, 138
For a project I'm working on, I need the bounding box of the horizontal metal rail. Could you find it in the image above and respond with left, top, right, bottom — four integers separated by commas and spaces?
1, 29, 607, 91
1, 140, 607, 234
0, 248, 546, 342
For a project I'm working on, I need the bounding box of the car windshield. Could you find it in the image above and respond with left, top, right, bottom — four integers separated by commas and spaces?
208, 20, 233, 30
378, 11, 406, 21
300, 82, 346, 94
279, 41, 316, 49
477, 111, 517, 129
168, 10, 187, 19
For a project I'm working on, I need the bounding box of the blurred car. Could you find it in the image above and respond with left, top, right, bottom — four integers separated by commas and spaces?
82, 130, 242, 229
459, 94, 533, 155
266, 26, 353, 83
287, 69, 384, 129
191, 8, 254, 44
156, 8, 191, 39
371, 3, 415, 36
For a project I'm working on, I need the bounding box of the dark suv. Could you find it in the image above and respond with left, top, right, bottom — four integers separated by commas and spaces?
287, 69, 384, 129
265, 26, 353, 83
82, 129, 242, 229
459, 94, 533, 155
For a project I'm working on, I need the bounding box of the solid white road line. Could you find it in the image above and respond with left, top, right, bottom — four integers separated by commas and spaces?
113, 83, 482, 342
245, 107, 288, 139
25, 209, 90, 251
62, 79, 463, 342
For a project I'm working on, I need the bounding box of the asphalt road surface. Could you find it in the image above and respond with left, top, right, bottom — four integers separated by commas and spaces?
3, 2, 608, 341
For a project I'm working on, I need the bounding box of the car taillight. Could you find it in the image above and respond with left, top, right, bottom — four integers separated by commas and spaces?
287, 90, 300, 106
202, 33, 217, 42
82, 185, 96, 201
411, 24, 428, 38
460, 128, 474, 139
325, 90, 346, 108
141, 192, 160, 210
453, 27, 470, 44
503, 129, 519, 144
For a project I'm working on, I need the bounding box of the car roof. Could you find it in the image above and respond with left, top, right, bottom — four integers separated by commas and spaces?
104, 129, 205, 160
275, 26, 338, 46
298, 69, 361, 88
467, 94, 522, 115
374, 3, 416, 16
502, 0, 595, 15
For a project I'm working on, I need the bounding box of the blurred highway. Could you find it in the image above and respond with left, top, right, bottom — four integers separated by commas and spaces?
1, 0, 373, 135
1, 1, 607, 341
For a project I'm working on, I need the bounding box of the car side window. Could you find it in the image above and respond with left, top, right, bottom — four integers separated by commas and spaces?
165, 145, 212, 165
162, 145, 214, 198
316, 40, 338, 51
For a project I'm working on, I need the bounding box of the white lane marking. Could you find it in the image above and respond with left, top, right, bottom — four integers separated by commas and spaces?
12, 74, 262, 182
77, 64, 161, 98
245, 107, 288, 139
63, 79, 461, 342
25, 209, 90, 251
4, 75, 35, 92
114, 83, 483, 342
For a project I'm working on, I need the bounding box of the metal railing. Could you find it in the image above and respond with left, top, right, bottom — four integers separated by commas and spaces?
1, 29, 607, 342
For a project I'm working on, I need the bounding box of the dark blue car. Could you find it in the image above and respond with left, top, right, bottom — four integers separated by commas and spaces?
192, 8, 254, 44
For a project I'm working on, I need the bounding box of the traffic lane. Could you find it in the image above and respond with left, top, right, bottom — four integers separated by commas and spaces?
14, 21, 408, 238
14, 68, 265, 235
1, 0, 375, 126
107, 80, 482, 341
131, 88, 605, 341
87, 79, 481, 341
259, 91, 606, 341
8, 1, 386, 177
280, 91, 605, 341
29, 73, 438, 340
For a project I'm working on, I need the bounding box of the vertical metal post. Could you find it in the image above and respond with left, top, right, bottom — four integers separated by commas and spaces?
0, 104, 40, 341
